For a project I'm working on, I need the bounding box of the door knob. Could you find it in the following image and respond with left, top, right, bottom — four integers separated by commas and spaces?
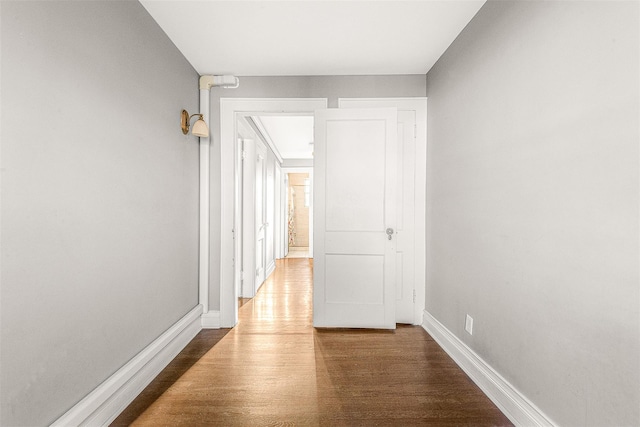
386, 228, 394, 240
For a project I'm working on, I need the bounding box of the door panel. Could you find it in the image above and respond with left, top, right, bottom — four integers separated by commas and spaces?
313, 108, 397, 329
339, 99, 421, 324
325, 120, 387, 231
325, 254, 384, 304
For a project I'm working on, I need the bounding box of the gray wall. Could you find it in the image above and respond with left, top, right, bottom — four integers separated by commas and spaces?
208, 75, 426, 309
426, 1, 639, 426
1, 1, 200, 425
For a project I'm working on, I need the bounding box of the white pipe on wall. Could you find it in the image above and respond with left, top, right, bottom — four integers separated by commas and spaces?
198, 76, 213, 313
198, 75, 241, 323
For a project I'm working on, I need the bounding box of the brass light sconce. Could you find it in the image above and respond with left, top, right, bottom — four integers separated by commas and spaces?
181, 109, 209, 138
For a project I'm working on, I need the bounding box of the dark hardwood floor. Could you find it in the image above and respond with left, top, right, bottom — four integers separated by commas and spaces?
112, 258, 512, 426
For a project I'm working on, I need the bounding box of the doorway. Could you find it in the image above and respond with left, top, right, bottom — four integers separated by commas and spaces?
229, 106, 319, 323
286, 173, 311, 258
219, 98, 426, 329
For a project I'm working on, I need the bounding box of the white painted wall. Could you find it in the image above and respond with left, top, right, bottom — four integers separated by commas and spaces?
426, 2, 639, 425
0, 2, 200, 425
265, 145, 277, 275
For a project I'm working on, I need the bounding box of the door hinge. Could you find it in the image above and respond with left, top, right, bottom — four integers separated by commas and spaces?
241, 150, 247, 160
413, 289, 416, 303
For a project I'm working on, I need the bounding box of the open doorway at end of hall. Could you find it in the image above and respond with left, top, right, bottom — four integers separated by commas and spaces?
286, 173, 310, 259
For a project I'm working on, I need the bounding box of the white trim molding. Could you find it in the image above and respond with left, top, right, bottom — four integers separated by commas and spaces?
422, 311, 556, 427
248, 116, 284, 163
51, 305, 203, 427
266, 260, 276, 279
220, 98, 328, 328
201, 310, 221, 329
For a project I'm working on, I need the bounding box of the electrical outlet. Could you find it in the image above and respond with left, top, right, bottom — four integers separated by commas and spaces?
465, 314, 474, 335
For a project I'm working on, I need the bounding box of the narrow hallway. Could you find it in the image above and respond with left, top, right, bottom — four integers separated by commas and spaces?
113, 259, 511, 426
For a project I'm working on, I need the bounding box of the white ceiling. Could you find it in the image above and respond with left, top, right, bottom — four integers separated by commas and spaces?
255, 116, 315, 159
142, 0, 485, 158
140, 0, 486, 76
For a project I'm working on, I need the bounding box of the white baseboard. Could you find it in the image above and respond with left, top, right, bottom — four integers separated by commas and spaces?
201, 310, 221, 329
266, 260, 276, 278
51, 305, 203, 427
422, 311, 555, 427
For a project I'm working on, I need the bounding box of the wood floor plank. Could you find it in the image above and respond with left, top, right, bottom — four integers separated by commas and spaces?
112, 259, 512, 426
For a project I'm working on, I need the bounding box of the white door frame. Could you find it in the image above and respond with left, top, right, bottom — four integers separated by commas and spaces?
282, 171, 289, 258
220, 98, 328, 327
338, 98, 427, 325
275, 165, 283, 259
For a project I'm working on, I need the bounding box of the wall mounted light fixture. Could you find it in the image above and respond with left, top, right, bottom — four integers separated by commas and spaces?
181, 109, 209, 138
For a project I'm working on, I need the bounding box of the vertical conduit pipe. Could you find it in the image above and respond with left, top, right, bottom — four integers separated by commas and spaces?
198, 76, 213, 314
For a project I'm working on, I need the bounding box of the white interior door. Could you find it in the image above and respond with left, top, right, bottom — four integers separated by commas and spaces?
339, 98, 427, 325
255, 140, 267, 290
313, 108, 397, 329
